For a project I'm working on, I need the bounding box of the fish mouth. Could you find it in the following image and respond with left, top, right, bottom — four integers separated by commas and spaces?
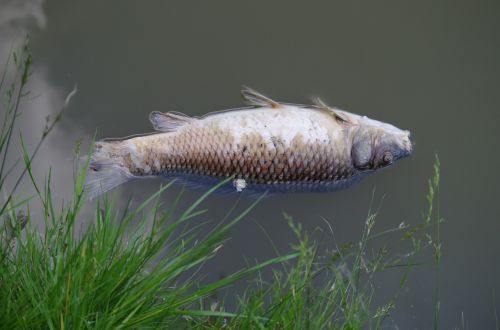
388, 138, 412, 164
399, 132, 413, 160
395, 144, 412, 161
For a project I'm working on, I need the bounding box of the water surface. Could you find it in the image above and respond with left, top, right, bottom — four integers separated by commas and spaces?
2, 0, 500, 328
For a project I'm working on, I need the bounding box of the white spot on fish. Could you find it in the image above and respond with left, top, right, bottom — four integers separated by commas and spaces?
233, 178, 247, 192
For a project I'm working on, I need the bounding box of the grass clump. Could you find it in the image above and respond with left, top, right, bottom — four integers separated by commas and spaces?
0, 41, 441, 329
0, 176, 295, 328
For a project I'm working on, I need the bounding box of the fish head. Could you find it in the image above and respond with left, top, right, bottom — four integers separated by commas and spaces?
349, 115, 412, 171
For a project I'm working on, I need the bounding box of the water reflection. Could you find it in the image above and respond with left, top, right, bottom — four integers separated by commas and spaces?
0, 0, 84, 211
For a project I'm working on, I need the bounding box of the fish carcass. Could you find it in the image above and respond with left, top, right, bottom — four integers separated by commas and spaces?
85, 88, 412, 198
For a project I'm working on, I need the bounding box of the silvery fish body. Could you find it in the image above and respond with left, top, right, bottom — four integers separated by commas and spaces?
85, 88, 412, 198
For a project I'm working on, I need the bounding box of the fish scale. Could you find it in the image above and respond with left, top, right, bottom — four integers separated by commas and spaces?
139, 125, 342, 185
85, 88, 412, 198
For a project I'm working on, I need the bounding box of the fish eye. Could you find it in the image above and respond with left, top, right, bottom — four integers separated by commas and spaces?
382, 151, 393, 165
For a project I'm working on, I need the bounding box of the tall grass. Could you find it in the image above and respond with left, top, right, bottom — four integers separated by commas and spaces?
0, 41, 441, 329
193, 169, 442, 329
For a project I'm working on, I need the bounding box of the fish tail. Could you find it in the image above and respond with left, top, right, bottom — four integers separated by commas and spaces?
84, 140, 133, 199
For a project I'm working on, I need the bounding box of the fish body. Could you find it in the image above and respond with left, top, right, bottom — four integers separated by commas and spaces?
85, 88, 412, 198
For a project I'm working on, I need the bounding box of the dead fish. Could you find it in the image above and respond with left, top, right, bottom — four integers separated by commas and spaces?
85, 87, 412, 198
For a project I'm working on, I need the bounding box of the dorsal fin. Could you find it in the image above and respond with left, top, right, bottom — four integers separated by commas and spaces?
311, 97, 350, 123
149, 111, 196, 132
240, 87, 282, 109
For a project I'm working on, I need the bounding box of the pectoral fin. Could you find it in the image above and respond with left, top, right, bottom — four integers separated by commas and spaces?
241, 87, 282, 109
149, 111, 197, 132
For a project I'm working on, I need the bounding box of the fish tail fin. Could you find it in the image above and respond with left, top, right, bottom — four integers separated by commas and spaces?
84, 140, 133, 199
